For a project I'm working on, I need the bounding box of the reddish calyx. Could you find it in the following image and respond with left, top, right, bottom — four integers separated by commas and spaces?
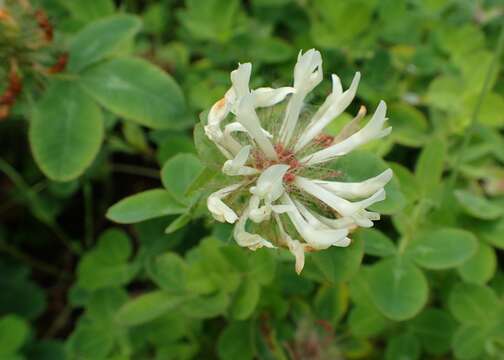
275, 143, 301, 184
35, 9, 53, 42
313, 134, 334, 147
251, 143, 303, 184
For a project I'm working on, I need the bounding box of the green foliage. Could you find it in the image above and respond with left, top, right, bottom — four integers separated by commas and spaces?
368, 257, 428, 321
81, 57, 188, 129
68, 15, 142, 72
30, 81, 104, 181
1, 0, 504, 359
106, 189, 187, 223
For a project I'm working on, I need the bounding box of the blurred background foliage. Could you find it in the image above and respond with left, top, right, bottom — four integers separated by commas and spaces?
1, 0, 504, 359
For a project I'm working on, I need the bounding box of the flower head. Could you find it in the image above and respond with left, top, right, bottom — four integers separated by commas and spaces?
204, 49, 392, 274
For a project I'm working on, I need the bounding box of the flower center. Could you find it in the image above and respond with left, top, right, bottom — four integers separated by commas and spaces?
250, 143, 302, 184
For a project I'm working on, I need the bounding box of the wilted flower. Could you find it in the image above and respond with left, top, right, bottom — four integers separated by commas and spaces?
204, 49, 392, 274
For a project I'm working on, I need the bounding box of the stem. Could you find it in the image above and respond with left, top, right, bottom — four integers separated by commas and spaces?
43, 305, 72, 339
398, 198, 432, 254
0, 157, 81, 254
0, 241, 67, 278
83, 181, 93, 248
448, 24, 504, 187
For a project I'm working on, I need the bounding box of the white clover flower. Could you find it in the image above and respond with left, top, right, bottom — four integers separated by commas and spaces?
204, 49, 393, 274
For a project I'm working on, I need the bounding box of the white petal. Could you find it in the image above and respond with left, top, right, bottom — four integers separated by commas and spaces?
292, 199, 330, 229
224, 122, 273, 139
250, 164, 289, 202
279, 49, 323, 145
236, 94, 278, 160
252, 87, 296, 107
294, 176, 387, 217
287, 238, 306, 274
282, 194, 349, 249
204, 97, 243, 157
222, 145, 259, 176
350, 210, 381, 227
230, 63, 252, 99
302, 101, 391, 166
295, 72, 360, 152
207, 183, 242, 223
233, 205, 275, 250
271, 204, 295, 213
249, 205, 272, 223
274, 213, 307, 274
311, 169, 393, 199
293, 49, 323, 92
315, 214, 356, 229
207, 98, 229, 128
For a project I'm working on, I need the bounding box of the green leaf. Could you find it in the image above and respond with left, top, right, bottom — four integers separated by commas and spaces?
310, 0, 377, 49
409, 308, 457, 355
310, 237, 364, 284
354, 228, 396, 257
408, 228, 478, 270
476, 217, 504, 249
218, 321, 255, 360
247, 248, 276, 286
436, 24, 485, 58
30, 81, 103, 181
449, 283, 501, 325
26, 340, 66, 360
161, 153, 204, 204
385, 333, 420, 360
148, 253, 188, 293
194, 123, 227, 169
164, 213, 191, 234
0, 315, 29, 356
457, 242, 496, 285
247, 37, 294, 64
349, 303, 389, 338
425, 75, 464, 112
348, 268, 374, 307
68, 15, 141, 72
335, 150, 406, 214
415, 137, 446, 196
117, 291, 184, 326
81, 57, 187, 129
77, 229, 138, 290
67, 322, 114, 359
177, 0, 241, 43
59, 0, 115, 22
181, 291, 230, 319
452, 324, 488, 360
454, 190, 504, 220
368, 257, 428, 321
389, 162, 420, 204
185, 167, 217, 197
0, 263, 46, 320
190, 238, 241, 294
86, 288, 128, 325
388, 103, 429, 147
107, 189, 187, 224
230, 278, 261, 320
314, 284, 349, 325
